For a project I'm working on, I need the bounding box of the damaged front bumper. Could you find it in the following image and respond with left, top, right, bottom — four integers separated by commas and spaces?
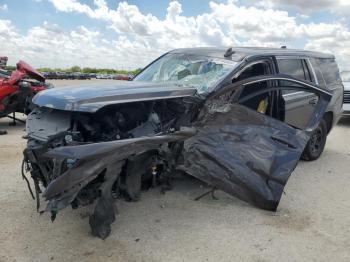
23, 128, 196, 239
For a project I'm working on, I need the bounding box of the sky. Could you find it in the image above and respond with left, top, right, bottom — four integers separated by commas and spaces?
0, 0, 350, 70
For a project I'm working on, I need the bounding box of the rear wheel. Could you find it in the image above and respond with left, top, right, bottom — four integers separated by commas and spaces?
301, 119, 327, 161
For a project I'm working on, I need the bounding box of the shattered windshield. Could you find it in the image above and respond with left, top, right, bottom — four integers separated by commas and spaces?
341, 71, 350, 82
133, 53, 236, 94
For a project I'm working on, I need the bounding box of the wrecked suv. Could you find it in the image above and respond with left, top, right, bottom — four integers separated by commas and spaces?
23, 47, 343, 239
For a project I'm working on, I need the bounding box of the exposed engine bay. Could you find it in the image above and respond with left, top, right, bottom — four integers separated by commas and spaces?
26, 100, 188, 142
24, 98, 198, 239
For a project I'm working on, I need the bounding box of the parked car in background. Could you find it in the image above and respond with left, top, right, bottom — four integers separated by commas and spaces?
88, 73, 97, 79
71, 72, 91, 80
42, 72, 53, 79
42, 72, 66, 80
114, 74, 131, 80
341, 71, 350, 115
96, 74, 112, 79
23, 47, 342, 239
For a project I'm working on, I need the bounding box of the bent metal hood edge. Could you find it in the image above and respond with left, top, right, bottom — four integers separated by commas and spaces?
32, 81, 197, 112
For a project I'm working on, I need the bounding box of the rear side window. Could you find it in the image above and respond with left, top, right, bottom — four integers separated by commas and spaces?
277, 59, 312, 82
277, 59, 313, 94
311, 58, 341, 86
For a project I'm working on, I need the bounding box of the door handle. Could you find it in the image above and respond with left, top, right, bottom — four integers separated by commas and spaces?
309, 98, 318, 105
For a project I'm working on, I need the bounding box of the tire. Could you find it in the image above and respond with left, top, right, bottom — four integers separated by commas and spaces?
301, 119, 327, 161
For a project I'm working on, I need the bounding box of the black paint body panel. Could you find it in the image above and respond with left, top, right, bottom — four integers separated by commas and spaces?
33, 81, 197, 112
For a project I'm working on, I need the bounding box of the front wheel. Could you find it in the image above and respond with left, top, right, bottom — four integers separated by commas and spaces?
301, 119, 327, 161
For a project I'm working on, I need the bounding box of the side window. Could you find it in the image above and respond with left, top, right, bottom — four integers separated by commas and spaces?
238, 79, 320, 130
310, 59, 326, 86
302, 60, 313, 82
277, 59, 313, 94
238, 80, 279, 120
233, 62, 270, 83
277, 59, 306, 80
311, 58, 341, 86
232, 62, 273, 115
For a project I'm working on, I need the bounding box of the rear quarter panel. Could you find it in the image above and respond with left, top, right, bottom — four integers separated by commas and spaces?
326, 82, 344, 128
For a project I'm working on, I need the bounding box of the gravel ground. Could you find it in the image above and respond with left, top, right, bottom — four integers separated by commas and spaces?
0, 80, 349, 262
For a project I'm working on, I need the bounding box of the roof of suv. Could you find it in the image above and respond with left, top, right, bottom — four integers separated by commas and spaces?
169, 47, 334, 61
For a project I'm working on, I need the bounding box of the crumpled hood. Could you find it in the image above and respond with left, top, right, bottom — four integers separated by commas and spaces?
33, 81, 197, 112
8, 60, 45, 85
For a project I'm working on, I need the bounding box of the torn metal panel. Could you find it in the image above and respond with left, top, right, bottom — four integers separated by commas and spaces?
36, 129, 195, 238
26, 108, 71, 142
180, 75, 332, 211
181, 104, 309, 211
43, 128, 195, 203
44, 128, 196, 160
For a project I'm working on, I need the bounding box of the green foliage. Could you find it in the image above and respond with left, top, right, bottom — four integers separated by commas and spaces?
5, 66, 16, 72
36, 66, 143, 75
36, 67, 55, 72
69, 66, 81, 72
3, 64, 142, 76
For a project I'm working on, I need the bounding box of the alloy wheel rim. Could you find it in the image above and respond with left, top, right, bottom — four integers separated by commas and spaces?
309, 127, 323, 154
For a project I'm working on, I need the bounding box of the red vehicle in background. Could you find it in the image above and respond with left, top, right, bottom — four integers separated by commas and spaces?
113, 74, 132, 81
0, 60, 51, 127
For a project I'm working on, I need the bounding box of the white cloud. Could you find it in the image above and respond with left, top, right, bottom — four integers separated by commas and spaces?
0, 4, 8, 11
1, 0, 350, 70
260, 0, 350, 13
305, 24, 350, 69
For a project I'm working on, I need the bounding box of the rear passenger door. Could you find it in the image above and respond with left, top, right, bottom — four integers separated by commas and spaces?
184, 75, 332, 211
276, 57, 318, 129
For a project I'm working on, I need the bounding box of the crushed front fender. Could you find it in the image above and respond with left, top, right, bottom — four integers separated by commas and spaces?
32, 128, 196, 239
